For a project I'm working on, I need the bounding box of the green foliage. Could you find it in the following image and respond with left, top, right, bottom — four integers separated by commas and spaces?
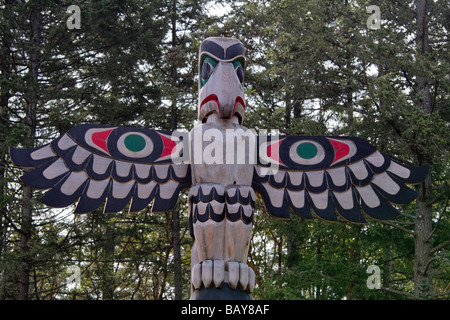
226, 0, 449, 300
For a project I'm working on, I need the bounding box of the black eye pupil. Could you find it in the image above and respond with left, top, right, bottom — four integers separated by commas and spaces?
202, 62, 211, 80
236, 66, 244, 83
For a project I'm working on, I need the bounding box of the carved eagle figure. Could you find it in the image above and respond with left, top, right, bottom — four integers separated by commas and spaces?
10, 37, 428, 299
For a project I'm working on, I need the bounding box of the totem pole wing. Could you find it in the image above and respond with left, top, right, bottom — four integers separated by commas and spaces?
10, 124, 191, 213
252, 136, 428, 223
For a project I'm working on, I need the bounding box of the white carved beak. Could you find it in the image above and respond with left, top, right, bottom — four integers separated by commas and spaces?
198, 61, 245, 124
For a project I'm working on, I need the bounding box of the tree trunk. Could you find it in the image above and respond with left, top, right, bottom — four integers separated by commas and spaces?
382, 227, 393, 297
0, 12, 12, 298
169, 0, 183, 300
172, 208, 182, 300
413, 0, 434, 299
414, 174, 433, 298
101, 222, 116, 300
415, 0, 431, 114
18, 2, 42, 300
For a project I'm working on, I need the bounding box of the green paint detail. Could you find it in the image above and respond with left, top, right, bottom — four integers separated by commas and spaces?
233, 58, 244, 69
200, 56, 218, 87
296, 142, 317, 159
124, 134, 146, 152
203, 55, 218, 68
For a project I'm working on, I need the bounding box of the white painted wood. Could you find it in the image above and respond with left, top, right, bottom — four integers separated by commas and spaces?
137, 181, 156, 199
189, 37, 255, 297
42, 158, 68, 180
239, 262, 248, 290
365, 151, 385, 167
242, 205, 253, 218
60, 171, 87, 196
210, 200, 225, 215
30, 145, 54, 160
201, 260, 213, 289
326, 166, 346, 186
193, 218, 225, 262
192, 263, 202, 290
227, 262, 239, 290
225, 219, 253, 262
387, 161, 410, 179
154, 165, 169, 180
372, 172, 400, 195
356, 185, 380, 208
134, 163, 151, 179
158, 180, 179, 199
287, 190, 305, 208
72, 146, 91, 165
287, 171, 303, 186
306, 170, 325, 187
112, 180, 134, 199
57, 133, 77, 150
348, 160, 369, 180
115, 161, 132, 177
86, 179, 110, 199
263, 183, 284, 208
248, 267, 255, 292
272, 170, 286, 184
309, 191, 329, 210
213, 260, 225, 288
171, 163, 189, 179
333, 189, 354, 210
92, 155, 113, 175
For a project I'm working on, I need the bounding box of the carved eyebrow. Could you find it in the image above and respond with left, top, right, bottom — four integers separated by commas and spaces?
201, 41, 225, 60
200, 40, 246, 61
225, 43, 245, 60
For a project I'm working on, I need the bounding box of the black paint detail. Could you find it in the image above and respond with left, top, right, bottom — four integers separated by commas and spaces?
201, 40, 225, 59
226, 205, 254, 224
193, 187, 225, 204
225, 43, 246, 59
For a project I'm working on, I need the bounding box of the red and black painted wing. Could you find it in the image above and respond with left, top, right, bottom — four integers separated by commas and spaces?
10, 124, 191, 213
253, 136, 428, 223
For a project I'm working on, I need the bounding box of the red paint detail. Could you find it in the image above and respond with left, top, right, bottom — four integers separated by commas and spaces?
158, 133, 177, 158
329, 139, 350, 164
266, 139, 284, 165
200, 94, 220, 112
92, 129, 115, 154
232, 96, 246, 115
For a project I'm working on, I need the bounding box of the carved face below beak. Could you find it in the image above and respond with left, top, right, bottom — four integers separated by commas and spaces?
198, 37, 246, 124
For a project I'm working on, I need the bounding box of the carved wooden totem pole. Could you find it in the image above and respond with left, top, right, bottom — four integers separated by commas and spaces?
10, 37, 428, 300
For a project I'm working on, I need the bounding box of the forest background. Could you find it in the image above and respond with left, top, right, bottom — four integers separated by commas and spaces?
0, 0, 448, 300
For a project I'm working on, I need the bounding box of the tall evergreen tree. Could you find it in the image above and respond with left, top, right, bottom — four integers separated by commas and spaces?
1, 0, 168, 299
225, 0, 449, 299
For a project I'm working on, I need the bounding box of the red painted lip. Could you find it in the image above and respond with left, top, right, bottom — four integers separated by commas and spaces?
232, 96, 246, 115
200, 94, 220, 112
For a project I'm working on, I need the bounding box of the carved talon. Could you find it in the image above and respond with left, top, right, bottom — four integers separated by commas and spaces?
191, 260, 256, 294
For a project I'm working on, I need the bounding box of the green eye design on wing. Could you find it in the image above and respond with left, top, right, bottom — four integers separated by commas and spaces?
289, 140, 325, 165
117, 132, 154, 158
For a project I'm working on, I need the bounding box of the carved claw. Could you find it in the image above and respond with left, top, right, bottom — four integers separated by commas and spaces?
191, 260, 256, 293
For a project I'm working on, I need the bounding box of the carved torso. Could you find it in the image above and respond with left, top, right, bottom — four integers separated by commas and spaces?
189, 114, 256, 297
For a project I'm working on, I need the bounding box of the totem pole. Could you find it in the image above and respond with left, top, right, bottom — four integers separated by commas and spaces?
10, 37, 428, 300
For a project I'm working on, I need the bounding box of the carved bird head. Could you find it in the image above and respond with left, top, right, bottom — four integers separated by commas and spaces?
198, 37, 246, 124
